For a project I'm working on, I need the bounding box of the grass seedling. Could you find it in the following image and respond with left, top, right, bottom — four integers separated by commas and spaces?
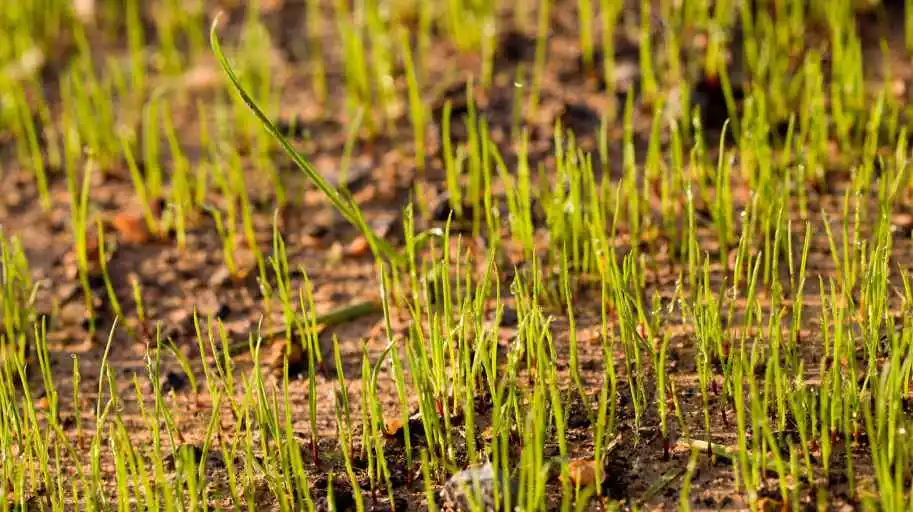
163, 104, 193, 250
306, 0, 327, 105
12, 83, 49, 210
212, 18, 403, 266
339, 106, 366, 192
638, 0, 658, 102
399, 28, 426, 178
5, 1, 913, 509
66, 151, 96, 333
95, 219, 123, 323
527, 0, 551, 121
441, 100, 464, 218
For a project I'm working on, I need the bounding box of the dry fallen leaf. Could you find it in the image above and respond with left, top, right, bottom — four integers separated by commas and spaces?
72, 0, 96, 23
566, 458, 599, 487
892, 212, 913, 232
893, 79, 907, 98
264, 339, 303, 372
112, 211, 150, 245
35, 396, 50, 410
259, 0, 284, 12
756, 497, 785, 512
347, 235, 370, 257
383, 415, 404, 437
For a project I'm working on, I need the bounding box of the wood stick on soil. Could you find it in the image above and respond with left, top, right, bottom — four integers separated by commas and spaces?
676, 438, 809, 481
228, 299, 383, 357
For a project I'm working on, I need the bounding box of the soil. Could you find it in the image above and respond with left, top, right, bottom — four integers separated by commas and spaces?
3, 0, 913, 510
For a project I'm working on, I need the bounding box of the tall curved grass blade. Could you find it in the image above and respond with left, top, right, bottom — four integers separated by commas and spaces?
210, 17, 404, 265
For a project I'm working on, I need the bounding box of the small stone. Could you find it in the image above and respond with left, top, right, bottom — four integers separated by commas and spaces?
892, 212, 913, 235
302, 209, 339, 238
175, 256, 200, 276
441, 464, 499, 512
233, 251, 257, 280
352, 184, 376, 203
157, 268, 178, 287
6, 190, 23, 208
72, 0, 96, 23
208, 266, 231, 288
181, 63, 220, 93
56, 283, 79, 302
259, 0, 284, 12
59, 301, 87, 326
166, 308, 193, 337
327, 242, 344, 264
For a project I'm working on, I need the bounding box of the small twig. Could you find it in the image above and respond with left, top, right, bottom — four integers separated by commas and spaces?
676, 438, 731, 461
605, 434, 622, 456
676, 438, 809, 481
227, 300, 383, 357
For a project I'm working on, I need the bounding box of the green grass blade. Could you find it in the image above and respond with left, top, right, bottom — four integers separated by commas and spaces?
209, 17, 404, 266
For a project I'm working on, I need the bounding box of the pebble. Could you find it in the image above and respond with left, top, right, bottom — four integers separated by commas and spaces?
208, 266, 232, 288
892, 212, 913, 235
58, 301, 87, 326
441, 463, 502, 512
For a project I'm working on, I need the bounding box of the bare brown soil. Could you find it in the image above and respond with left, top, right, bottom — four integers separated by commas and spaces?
4, 0, 913, 510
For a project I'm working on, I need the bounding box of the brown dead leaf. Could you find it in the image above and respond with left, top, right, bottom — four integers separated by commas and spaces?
259, 0, 284, 12
757, 497, 786, 512
263, 339, 303, 372
383, 416, 404, 437
72, 0, 96, 23
112, 211, 150, 245
892, 212, 913, 232
347, 236, 370, 257
566, 458, 600, 487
